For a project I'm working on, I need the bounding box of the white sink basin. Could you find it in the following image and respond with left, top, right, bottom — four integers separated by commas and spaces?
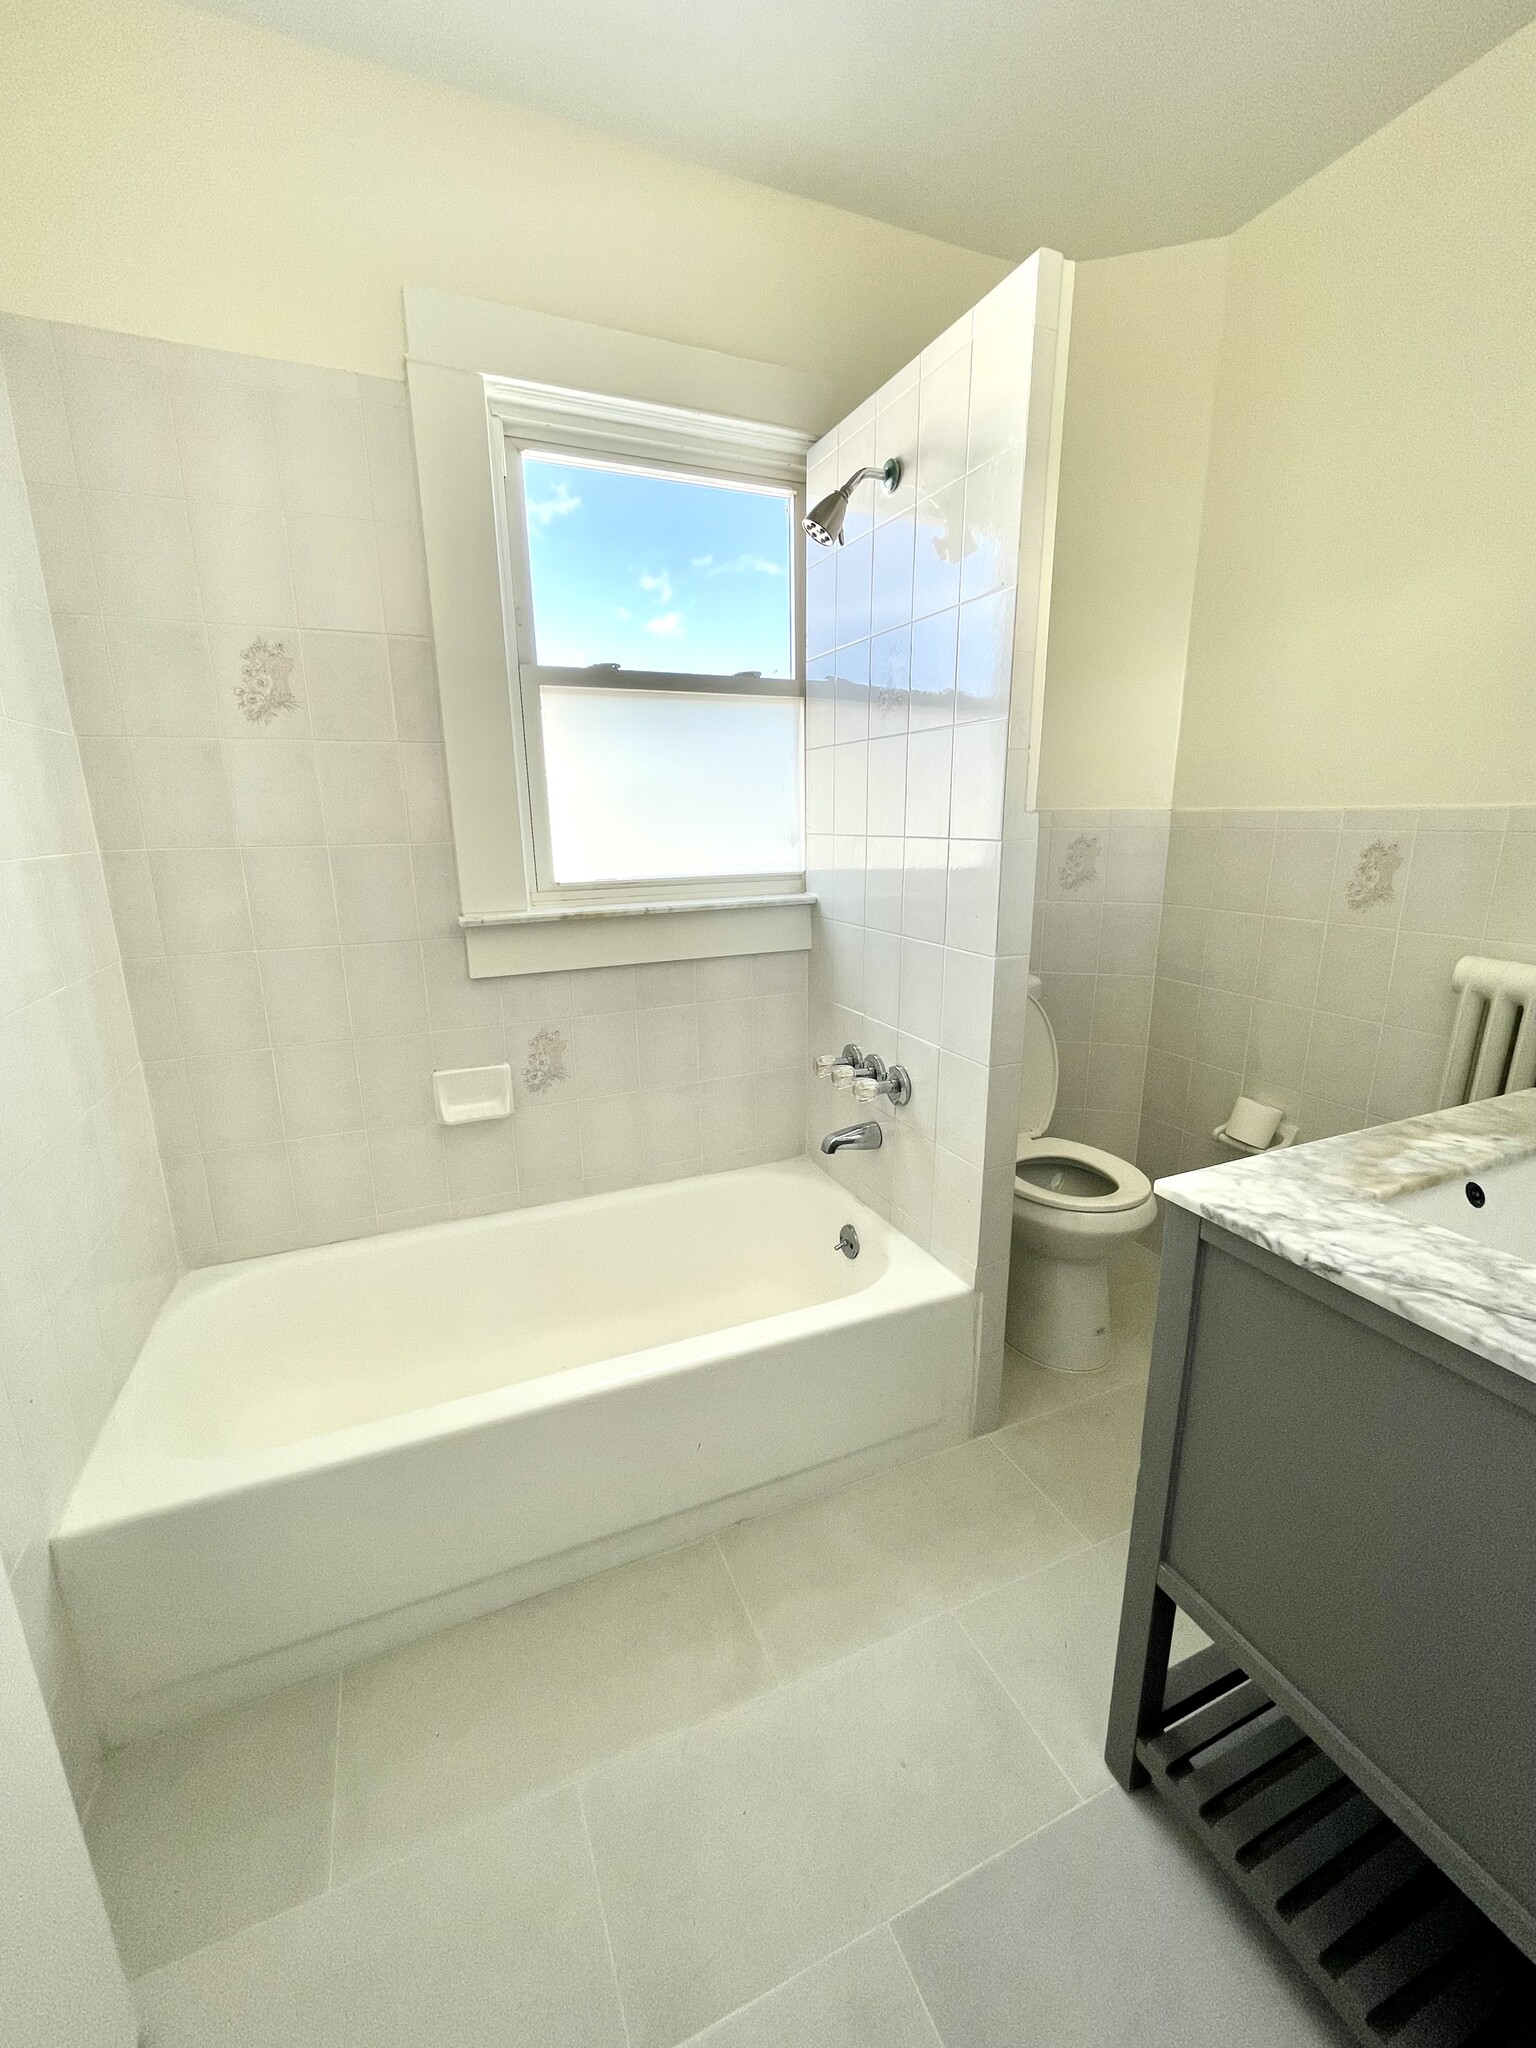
1390, 1150, 1536, 1264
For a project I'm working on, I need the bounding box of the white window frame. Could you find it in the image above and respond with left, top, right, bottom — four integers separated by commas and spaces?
404, 289, 829, 978
490, 390, 807, 910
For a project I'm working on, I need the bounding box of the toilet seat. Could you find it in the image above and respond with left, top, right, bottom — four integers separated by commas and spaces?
1014, 1135, 1154, 1214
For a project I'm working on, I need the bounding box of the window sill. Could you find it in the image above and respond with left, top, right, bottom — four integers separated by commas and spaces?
461, 893, 815, 977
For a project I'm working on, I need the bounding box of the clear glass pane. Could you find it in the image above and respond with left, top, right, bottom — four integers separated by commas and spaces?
539, 687, 802, 885
520, 454, 794, 678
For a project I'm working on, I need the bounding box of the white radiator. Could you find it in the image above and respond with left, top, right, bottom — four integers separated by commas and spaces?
1439, 956, 1536, 1108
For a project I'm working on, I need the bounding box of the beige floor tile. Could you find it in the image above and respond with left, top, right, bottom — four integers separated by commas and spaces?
134, 1786, 626, 2048
85, 1675, 337, 1977
957, 1535, 1207, 1797
332, 1537, 773, 1884
583, 1615, 1077, 2048
716, 1435, 1086, 1681
995, 1384, 1149, 1540
680, 1928, 941, 2046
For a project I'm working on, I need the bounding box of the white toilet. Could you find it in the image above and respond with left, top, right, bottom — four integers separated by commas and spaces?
1006, 977, 1158, 1373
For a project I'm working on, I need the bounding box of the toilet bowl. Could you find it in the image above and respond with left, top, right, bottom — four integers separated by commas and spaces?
1006, 979, 1158, 1373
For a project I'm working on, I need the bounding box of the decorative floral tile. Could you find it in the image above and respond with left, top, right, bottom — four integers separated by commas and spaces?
234, 635, 300, 725
1058, 832, 1100, 894
1344, 837, 1404, 913
521, 1025, 568, 1095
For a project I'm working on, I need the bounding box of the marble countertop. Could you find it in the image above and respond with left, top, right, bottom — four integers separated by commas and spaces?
1156, 1092, 1536, 1386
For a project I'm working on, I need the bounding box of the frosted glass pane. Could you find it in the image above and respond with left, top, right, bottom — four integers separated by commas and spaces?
539, 687, 802, 885
521, 455, 793, 677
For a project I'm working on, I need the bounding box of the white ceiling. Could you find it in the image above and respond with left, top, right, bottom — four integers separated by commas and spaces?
192, 0, 1534, 257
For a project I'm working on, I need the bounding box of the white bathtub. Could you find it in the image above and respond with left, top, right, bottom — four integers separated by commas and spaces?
55, 1159, 974, 1739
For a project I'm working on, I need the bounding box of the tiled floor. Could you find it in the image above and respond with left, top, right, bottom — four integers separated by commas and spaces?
89, 1244, 1348, 2046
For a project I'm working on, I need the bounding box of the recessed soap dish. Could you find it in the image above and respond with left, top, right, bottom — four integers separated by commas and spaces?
434, 1064, 512, 1126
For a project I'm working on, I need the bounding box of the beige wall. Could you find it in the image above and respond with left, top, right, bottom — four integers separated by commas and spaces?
1173, 20, 1536, 809
0, 0, 1004, 413
1035, 238, 1227, 810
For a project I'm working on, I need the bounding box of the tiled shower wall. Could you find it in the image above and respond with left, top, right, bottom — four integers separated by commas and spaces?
0, 358, 179, 1803
802, 257, 1061, 1328
1140, 806, 1536, 1179
0, 315, 807, 1266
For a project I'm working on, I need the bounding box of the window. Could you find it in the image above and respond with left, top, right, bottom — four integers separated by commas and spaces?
496, 399, 806, 901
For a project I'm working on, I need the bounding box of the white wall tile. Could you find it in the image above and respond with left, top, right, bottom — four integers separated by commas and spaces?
288, 514, 384, 632
83, 488, 200, 619
168, 949, 269, 1053
133, 737, 237, 847
315, 741, 408, 845
911, 484, 964, 619
916, 348, 971, 498
105, 618, 218, 737
227, 740, 324, 846
944, 839, 1001, 955
259, 946, 352, 1047
908, 606, 957, 731
242, 845, 339, 949
150, 847, 254, 953
188, 498, 296, 622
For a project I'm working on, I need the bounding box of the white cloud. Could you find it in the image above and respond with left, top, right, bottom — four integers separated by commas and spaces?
613, 605, 631, 620
638, 571, 673, 602
644, 610, 687, 639
691, 554, 714, 569
525, 480, 581, 528
704, 552, 784, 577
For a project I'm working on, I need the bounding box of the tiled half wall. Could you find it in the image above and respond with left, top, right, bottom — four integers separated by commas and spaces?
1032, 804, 1536, 1183
0, 315, 807, 1266
1141, 805, 1536, 1179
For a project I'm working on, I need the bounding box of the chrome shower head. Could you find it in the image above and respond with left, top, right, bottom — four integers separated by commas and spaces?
803, 457, 902, 546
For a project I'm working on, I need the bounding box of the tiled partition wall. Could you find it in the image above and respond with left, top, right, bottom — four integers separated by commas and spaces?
0, 360, 179, 1804
803, 257, 1064, 1425
1029, 809, 1171, 1165
1140, 805, 1536, 1179
0, 315, 807, 1265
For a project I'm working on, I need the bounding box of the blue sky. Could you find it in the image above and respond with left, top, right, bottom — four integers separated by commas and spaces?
521, 454, 794, 677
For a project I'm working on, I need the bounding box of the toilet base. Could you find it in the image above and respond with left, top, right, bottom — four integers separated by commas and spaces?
1005, 1250, 1112, 1374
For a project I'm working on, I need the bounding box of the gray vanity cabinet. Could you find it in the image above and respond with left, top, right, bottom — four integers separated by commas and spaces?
1108, 1202, 1536, 1971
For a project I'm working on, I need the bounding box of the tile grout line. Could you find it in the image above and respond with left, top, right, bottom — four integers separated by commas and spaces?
709, 1532, 784, 1687
325, 1670, 343, 1891
577, 1782, 634, 2048
951, 1601, 1094, 1808
666, 1927, 891, 2047
888, 1784, 1116, 1952
989, 1409, 1114, 1546
886, 1919, 949, 2048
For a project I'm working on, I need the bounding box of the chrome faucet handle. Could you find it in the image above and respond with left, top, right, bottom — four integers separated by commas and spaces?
816, 1046, 865, 1087
852, 1064, 912, 1107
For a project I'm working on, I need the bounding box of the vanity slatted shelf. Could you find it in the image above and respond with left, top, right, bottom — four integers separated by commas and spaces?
1137, 1646, 1536, 2045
